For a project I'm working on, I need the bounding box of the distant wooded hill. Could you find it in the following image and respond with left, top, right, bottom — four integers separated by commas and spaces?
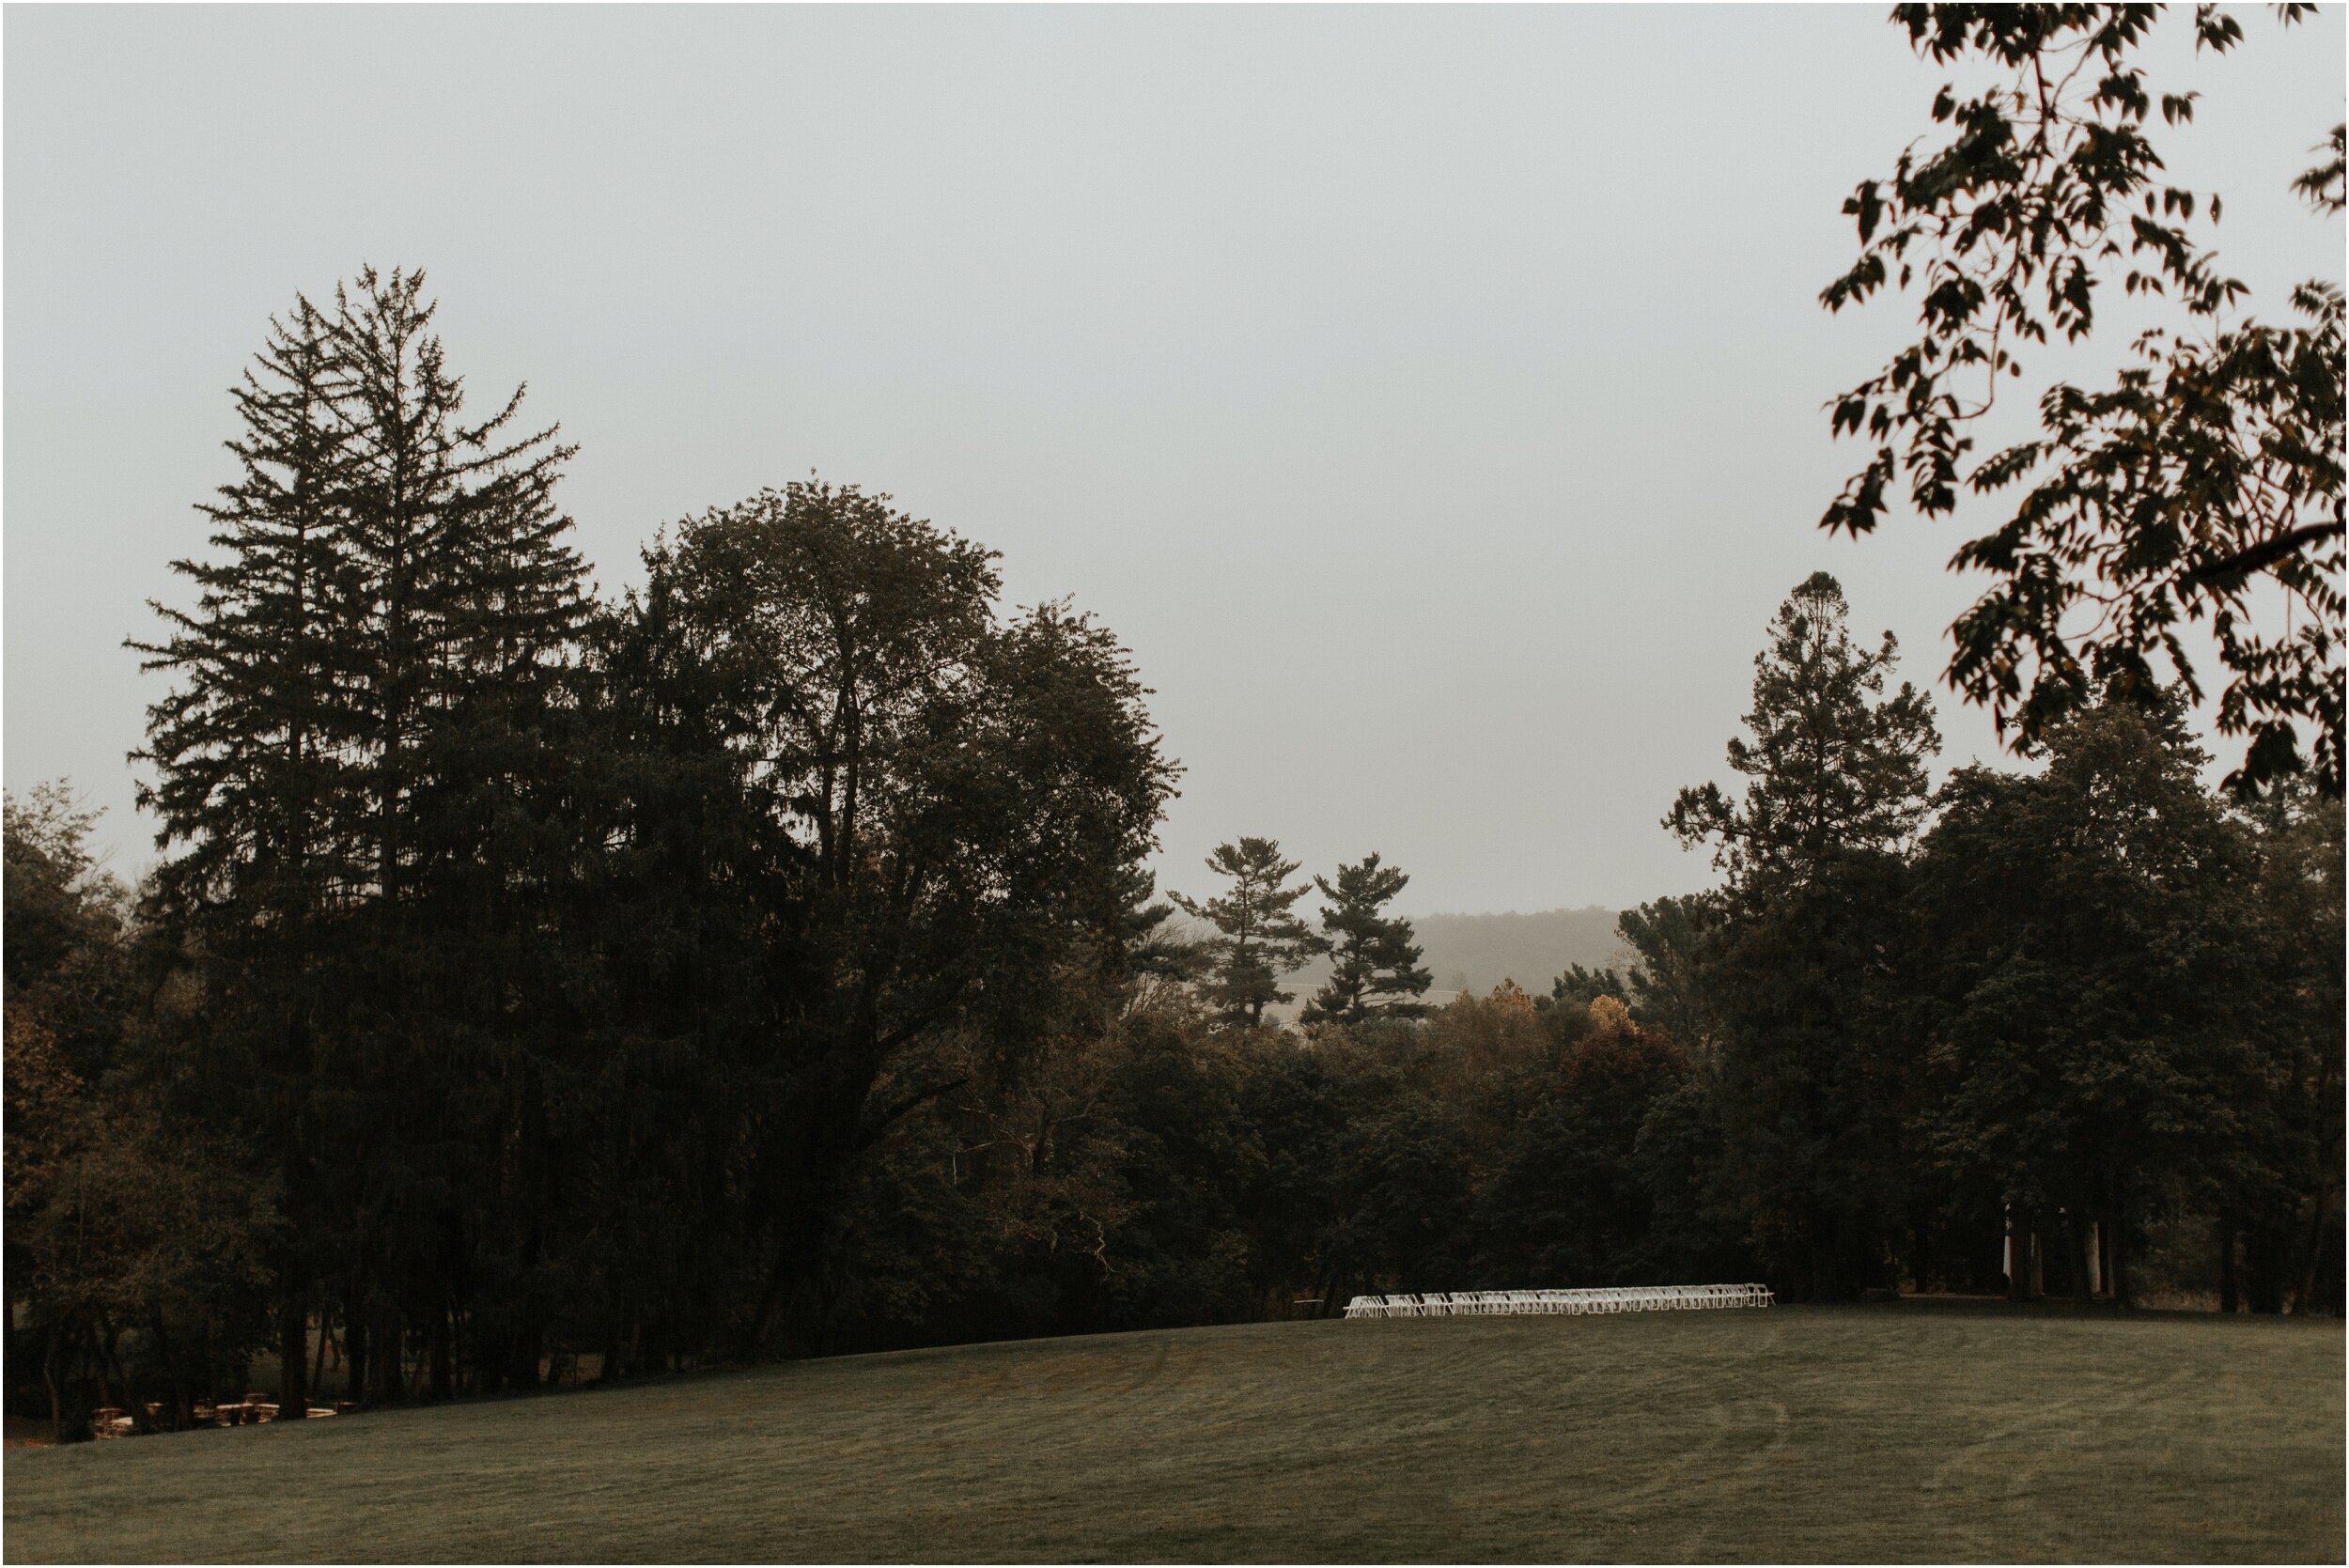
1410, 908, 1629, 996
1260, 907, 1630, 1012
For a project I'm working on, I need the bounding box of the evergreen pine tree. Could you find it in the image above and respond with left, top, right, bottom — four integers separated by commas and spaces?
1667, 571, 1938, 894
1170, 838, 1326, 1027
1663, 572, 1939, 1299
1301, 853, 1432, 1024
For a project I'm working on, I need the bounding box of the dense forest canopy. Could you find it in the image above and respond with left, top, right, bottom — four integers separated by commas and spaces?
6, 5, 2342, 1447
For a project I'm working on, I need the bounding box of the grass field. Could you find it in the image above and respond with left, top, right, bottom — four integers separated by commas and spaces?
5, 1305, 2340, 1563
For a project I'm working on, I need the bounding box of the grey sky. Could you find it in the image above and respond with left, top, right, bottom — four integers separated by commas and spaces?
7, 5, 2341, 913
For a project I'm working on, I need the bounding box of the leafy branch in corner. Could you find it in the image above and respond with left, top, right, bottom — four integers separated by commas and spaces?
1823, 4, 2343, 795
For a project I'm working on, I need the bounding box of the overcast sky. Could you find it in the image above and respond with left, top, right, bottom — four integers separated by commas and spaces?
7, 5, 2342, 913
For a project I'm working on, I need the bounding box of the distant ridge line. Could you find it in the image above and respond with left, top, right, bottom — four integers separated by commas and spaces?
1407, 908, 1628, 996
1410, 904, 1616, 921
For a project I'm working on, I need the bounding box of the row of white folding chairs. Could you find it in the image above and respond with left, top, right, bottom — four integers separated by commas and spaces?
1341, 1283, 1774, 1319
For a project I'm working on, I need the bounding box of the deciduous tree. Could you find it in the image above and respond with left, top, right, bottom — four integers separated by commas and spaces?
1909, 699, 2268, 1306
1823, 4, 2344, 794
630, 480, 1176, 1352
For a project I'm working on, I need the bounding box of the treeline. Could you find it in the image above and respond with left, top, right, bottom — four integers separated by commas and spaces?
8, 269, 1174, 1436
1645, 574, 2341, 1312
5, 271, 2341, 1443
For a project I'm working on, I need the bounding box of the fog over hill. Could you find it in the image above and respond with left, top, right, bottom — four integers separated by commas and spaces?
1259, 907, 1630, 1012
1410, 908, 1629, 995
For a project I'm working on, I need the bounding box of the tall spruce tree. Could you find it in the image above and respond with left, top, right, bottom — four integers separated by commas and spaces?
1171, 838, 1326, 1028
132, 293, 362, 1420
1665, 572, 1939, 1299
134, 266, 590, 1407
135, 294, 355, 934
1668, 571, 1938, 890
1301, 854, 1432, 1024
325, 266, 587, 1401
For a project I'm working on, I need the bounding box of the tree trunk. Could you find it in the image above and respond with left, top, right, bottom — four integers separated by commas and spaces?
2005, 1204, 2032, 1302
507, 1319, 542, 1391
428, 1310, 454, 1401
472, 1324, 507, 1397
2245, 1218, 2289, 1313
747, 1198, 835, 1358
201, 1314, 221, 1407
149, 1312, 192, 1430
2107, 1210, 2132, 1308
98, 1317, 124, 1420
371, 1312, 404, 1405
2294, 1185, 2335, 1316
1809, 1208, 1843, 1302
311, 1309, 332, 1396
345, 1315, 369, 1405
641, 1318, 665, 1376
2217, 1209, 2239, 1313
42, 1326, 85, 1444
277, 1298, 309, 1420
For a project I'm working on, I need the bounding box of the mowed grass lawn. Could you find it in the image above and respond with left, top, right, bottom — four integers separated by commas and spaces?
6, 1306, 2340, 1563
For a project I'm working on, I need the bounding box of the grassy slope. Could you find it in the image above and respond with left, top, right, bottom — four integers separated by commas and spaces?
6, 1307, 2340, 1563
